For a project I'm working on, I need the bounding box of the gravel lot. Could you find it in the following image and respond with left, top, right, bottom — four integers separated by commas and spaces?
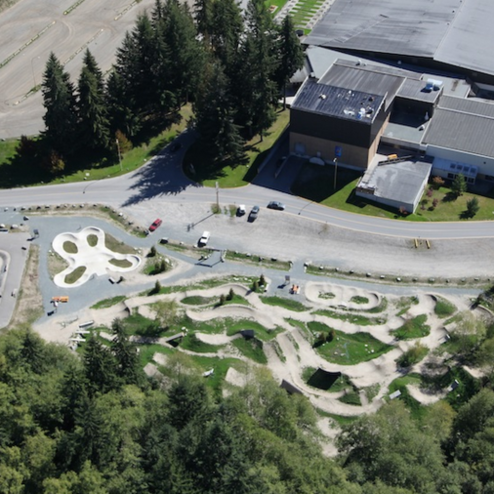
125, 201, 494, 280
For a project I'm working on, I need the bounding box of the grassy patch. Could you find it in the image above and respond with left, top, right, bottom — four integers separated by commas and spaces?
291, 161, 494, 222
181, 295, 213, 305
138, 344, 174, 368
315, 330, 393, 365
395, 296, 420, 316
396, 342, 429, 368
434, 296, 457, 318
324, 412, 359, 426
226, 320, 281, 341
350, 295, 369, 304
87, 234, 98, 247
392, 314, 430, 340
64, 266, 86, 284
338, 391, 362, 406
104, 233, 136, 255
318, 291, 335, 300
225, 250, 291, 271
180, 334, 222, 353
188, 356, 248, 394
122, 313, 157, 336
0, 138, 18, 165
109, 258, 132, 268
232, 337, 267, 364
386, 375, 426, 420
367, 297, 388, 314
313, 309, 386, 325
63, 241, 78, 254
261, 295, 309, 312
91, 295, 126, 309
363, 384, 380, 402
184, 109, 289, 188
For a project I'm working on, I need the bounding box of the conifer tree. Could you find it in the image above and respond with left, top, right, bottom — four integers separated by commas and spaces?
42, 52, 77, 154
77, 50, 110, 151
194, 62, 246, 171
276, 15, 304, 109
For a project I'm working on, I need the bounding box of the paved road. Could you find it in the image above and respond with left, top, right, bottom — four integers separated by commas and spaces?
1, 130, 494, 240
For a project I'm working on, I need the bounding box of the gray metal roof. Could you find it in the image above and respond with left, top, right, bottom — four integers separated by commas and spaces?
291, 78, 384, 124
438, 95, 494, 118
305, 0, 494, 78
305, 0, 460, 57
359, 160, 432, 204
319, 62, 405, 110
424, 106, 494, 158
397, 79, 442, 104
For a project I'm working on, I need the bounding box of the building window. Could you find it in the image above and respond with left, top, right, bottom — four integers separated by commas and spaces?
447, 173, 454, 179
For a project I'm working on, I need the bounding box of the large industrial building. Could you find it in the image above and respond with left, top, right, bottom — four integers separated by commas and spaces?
289, 0, 494, 212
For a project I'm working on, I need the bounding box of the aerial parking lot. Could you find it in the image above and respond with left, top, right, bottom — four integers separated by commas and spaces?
0, 0, 156, 138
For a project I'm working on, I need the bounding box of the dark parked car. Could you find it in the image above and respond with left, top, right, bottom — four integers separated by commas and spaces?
267, 201, 285, 211
249, 205, 260, 222
148, 218, 162, 232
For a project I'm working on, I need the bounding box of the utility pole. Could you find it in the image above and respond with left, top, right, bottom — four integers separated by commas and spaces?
116, 138, 122, 172
333, 158, 338, 190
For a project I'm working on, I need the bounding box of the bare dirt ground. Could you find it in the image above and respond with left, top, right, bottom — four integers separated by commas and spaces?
9, 245, 43, 328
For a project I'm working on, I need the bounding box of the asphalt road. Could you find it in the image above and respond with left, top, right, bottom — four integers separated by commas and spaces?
2, 131, 494, 241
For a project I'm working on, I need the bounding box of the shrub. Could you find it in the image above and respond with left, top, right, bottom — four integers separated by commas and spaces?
426, 188, 433, 198
259, 274, 266, 286
148, 246, 157, 257
150, 280, 161, 295
397, 342, 428, 368
466, 197, 480, 218
252, 280, 259, 292
226, 288, 234, 301
218, 294, 226, 305
432, 198, 439, 208
432, 176, 444, 189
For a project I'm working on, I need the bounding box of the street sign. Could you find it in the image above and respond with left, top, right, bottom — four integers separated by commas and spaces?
335, 146, 342, 158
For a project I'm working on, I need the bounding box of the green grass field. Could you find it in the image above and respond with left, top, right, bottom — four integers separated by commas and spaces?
392, 314, 430, 340
315, 330, 393, 365
232, 338, 267, 364
91, 295, 126, 310
313, 309, 386, 326
261, 295, 309, 312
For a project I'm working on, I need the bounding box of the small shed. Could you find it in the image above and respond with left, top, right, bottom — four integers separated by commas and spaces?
308, 368, 342, 390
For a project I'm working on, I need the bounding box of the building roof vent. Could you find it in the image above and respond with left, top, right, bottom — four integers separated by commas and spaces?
319, 94, 327, 100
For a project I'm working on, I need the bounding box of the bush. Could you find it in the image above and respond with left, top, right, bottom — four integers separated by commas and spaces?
466, 197, 480, 218
150, 280, 161, 295
397, 342, 428, 368
148, 246, 157, 258
226, 288, 234, 301
218, 294, 226, 306
252, 280, 259, 292
259, 274, 266, 286
432, 176, 444, 189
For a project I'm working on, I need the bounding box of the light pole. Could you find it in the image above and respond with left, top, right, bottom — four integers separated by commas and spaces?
116, 138, 122, 172
333, 158, 338, 190
216, 181, 219, 211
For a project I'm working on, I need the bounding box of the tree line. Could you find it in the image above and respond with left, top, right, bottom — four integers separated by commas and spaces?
3, 313, 494, 493
28, 0, 303, 175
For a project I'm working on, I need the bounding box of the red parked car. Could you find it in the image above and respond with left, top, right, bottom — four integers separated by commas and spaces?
148, 218, 162, 232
